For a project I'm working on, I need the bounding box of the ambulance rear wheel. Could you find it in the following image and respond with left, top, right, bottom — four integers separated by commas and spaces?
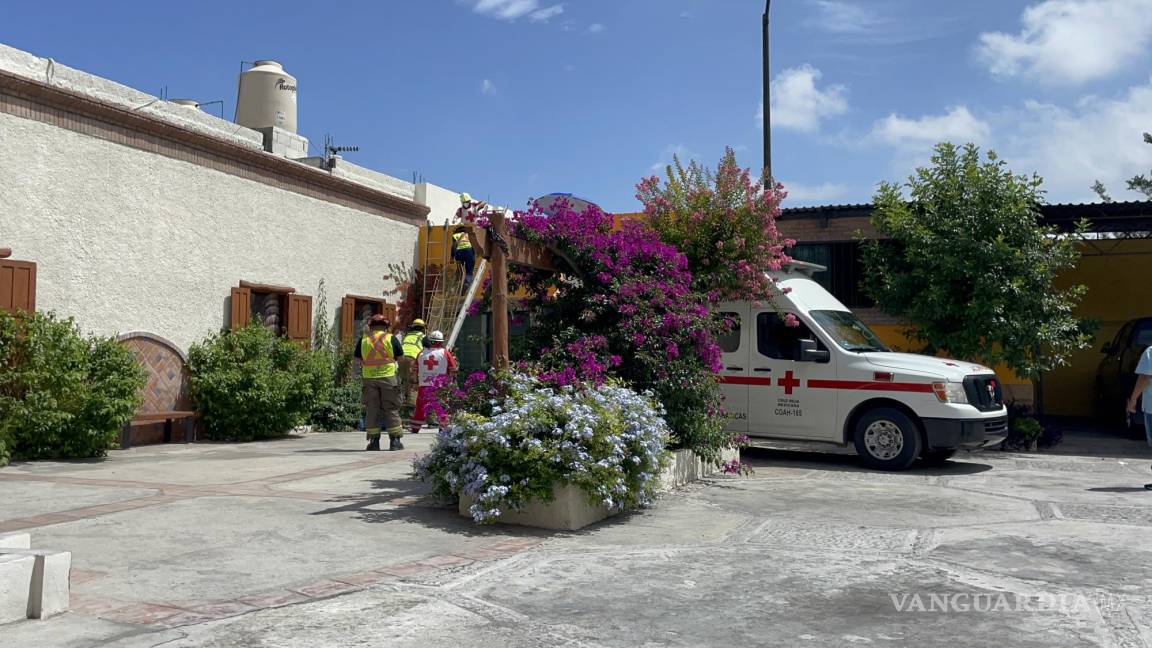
853, 407, 922, 471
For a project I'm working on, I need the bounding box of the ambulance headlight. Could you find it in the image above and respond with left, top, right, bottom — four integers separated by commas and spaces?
932, 382, 969, 404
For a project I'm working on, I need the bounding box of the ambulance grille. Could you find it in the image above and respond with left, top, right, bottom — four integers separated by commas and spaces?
963, 375, 1004, 412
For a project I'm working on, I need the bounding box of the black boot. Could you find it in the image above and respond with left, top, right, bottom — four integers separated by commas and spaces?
389, 436, 404, 451
366, 436, 381, 451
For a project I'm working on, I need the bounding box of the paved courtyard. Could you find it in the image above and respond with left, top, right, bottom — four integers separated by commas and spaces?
2, 430, 1152, 647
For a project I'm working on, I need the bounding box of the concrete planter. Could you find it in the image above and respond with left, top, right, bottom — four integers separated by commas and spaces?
459, 484, 613, 531
457, 448, 740, 531
658, 447, 740, 492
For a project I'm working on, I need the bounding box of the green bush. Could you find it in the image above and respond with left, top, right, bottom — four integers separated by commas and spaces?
188, 324, 329, 441
306, 280, 363, 432
0, 310, 144, 463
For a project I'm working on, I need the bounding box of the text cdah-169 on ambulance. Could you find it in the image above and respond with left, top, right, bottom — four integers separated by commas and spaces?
720, 261, 1008, 471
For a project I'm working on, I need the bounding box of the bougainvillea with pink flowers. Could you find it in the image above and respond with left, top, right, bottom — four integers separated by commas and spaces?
443, 150, 796, 466
508, 202, 730, 460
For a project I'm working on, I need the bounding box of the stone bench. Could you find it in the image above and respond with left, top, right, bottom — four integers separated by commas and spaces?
0, 533, 70, 624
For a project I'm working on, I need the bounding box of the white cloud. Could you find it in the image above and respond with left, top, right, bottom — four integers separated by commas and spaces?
865, 83, 1152, 203
528, 4, 564, 22
650, 144, 697, 173
762, 65, 849, 133
871, 106, 991, 148
467, 0, 564, 22
997, 81, 1152, 202
481, 79, 498, 95
977, 0, 1152, 85
781, 181, 851, 204
588, 23, 605, 34
804, 0, 885, 34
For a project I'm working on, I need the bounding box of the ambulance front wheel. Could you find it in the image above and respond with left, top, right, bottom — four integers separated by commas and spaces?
853, 407, 922, 471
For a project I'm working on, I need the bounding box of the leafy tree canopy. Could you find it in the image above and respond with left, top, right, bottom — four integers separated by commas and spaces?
861, 142, 1095, 379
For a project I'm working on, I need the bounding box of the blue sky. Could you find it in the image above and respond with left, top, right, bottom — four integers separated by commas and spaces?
2, 0, 1151, 211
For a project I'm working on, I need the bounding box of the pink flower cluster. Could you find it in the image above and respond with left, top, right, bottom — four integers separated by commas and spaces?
636, 147, 796, 306
538, 335, 623, 388
512, 200, 725, 375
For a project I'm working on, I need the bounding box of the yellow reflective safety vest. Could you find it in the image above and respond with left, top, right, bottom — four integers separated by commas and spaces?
361, 332, 398, 379
401, 331, 425, 359
453, 232, 472, 251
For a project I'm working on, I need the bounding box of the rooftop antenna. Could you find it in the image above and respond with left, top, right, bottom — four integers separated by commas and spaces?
323, 133, 360, 171
197, 100, 225, 120
233, 61, 254, 122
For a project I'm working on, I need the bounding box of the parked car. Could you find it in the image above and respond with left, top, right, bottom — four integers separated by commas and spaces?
1095, 316, 1152, 431
720, 262, 1008, 471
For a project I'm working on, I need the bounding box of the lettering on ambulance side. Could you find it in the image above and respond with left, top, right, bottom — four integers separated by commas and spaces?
774, 397, 802, 417
773, 370, 803, 417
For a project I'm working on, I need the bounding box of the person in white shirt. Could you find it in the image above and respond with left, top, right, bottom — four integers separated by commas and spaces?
409, 330, 458, 434
1125, 346, 1152, 490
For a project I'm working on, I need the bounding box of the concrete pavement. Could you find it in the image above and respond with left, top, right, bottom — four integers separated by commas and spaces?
2, 430, 1152, 647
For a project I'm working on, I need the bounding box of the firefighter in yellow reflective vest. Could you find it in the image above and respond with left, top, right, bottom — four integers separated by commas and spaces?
451, 227, 476, 289
398, 319, 427, 420
354, 314, 405, 451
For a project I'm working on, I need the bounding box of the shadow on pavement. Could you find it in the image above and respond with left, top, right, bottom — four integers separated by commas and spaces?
1086, 486, 1152, 493
309, 478, 546, 539
740, 447, 994, 476
293, 448, 371, 453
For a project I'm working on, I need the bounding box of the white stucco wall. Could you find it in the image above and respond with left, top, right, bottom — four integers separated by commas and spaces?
0, 111, 418, 351
416, 182, 465, 225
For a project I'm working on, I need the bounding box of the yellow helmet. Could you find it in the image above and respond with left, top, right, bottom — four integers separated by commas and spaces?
459, 192, 473, 205
411, 319, 426, 328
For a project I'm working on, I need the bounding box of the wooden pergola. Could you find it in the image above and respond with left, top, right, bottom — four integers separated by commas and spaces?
465, 210, 557, 369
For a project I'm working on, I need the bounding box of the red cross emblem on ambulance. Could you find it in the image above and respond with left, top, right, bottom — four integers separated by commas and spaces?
777, 370, 801, 395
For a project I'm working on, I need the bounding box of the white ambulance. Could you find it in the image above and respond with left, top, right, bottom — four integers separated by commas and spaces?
720, 262, 1008, 470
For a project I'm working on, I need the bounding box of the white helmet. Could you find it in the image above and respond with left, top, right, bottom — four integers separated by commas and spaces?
429, 330, 445, 343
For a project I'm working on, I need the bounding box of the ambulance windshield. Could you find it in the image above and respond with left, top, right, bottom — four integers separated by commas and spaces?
810, 310, 889, 353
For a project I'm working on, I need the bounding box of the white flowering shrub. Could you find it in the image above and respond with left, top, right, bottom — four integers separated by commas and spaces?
414, 373, 671, 523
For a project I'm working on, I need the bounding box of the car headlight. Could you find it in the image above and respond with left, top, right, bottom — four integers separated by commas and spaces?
932, 382, 969, 404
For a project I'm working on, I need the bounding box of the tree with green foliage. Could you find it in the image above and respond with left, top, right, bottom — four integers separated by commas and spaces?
861, 143, 1094, 382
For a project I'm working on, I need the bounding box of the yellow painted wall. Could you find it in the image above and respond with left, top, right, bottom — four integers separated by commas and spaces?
1043, 238, 1152, 416
417, 224, 454, 269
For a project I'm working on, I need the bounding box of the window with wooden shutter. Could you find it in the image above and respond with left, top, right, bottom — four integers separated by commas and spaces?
286, 294, 313, 347
0, 258, 37, 315
233, 281, 303, 336
230, 287, 252, 331
340, 296, 357, 341
340, 295, 392, 340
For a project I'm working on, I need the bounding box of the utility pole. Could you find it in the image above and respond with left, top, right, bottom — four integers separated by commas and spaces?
762, 0, 772, 182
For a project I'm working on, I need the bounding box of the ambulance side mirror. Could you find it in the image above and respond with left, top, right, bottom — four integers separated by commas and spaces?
799, 339, 830, 363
